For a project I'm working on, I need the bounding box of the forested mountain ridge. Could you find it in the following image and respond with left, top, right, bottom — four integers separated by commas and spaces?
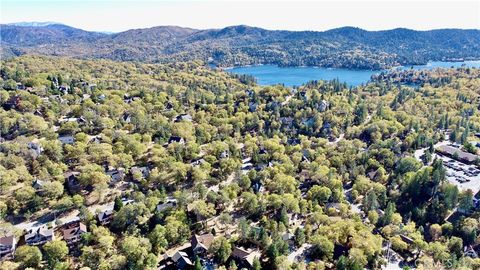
2, 23, 480, 69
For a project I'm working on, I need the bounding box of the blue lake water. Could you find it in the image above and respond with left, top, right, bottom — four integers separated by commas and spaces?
227, 60, 480, 87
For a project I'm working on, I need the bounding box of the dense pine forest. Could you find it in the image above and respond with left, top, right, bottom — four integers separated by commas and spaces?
0, 55, 479, 270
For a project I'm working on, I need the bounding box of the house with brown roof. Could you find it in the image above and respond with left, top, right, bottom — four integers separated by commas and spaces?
97, 208, 114, 226
191, 233, 214, 255
61, 222, 87, 246
436, 145, 479, 164
232, 246, 261, 268
0, 235, 16, 261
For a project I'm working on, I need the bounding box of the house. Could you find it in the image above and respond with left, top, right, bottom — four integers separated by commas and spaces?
32, 179, 46, 192
58, 85, 70, 94
191, 233, 215, 255
82, 94, 91, 100
232, 246, 261, 268
281, 232, 295, 246
165, 101, 174, 111
61, 221, 87, 246
436, 145, 479, 164
167, 136, 185, 145
280, 117, 294, 126
175, 114, 193, 122
166, 251, 193, 269
3, 96, 21, 110
302, 117, 315, 128
259, 147, 268, 155
65, 171, 81, 193
97, 208, 114, 225
33, 109, 44, 117
88, 135, 102, 144
106, 167, 125, 183
25, 225, 54, 246
16, 82, 25, 90
400, 234, 414, 245
58, 135, 75, 144
123, 94, 132, 103
59, 116, 86, 124
0, 235, 16, 260
287, 138, 301, 146
241, 162, 254, 173
325, 203, 343, 214
190, 158, 206, 167
121, 198, 135, 206
464, 245, 478, 258
249, 102, 258, 112
220, 150, 230, 159
28, 139, 44, 157
122, 112, 132, 123
367, 170, 377, 180
242, 157, 252, 164
252, 181, 264, 193
321, 121, 332, 136
318, 100, 329, 112
58, 117, 83, 124
130, 166, 150, 179
156, 198, 177, 213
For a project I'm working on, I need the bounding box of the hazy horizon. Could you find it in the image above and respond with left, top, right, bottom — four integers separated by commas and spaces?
4, 21, 480, 34
1, 0, 479, 33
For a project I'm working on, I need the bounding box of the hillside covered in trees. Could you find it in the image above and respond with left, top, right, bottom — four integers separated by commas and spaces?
1, 24, 480, 69
0, 55, 480, 270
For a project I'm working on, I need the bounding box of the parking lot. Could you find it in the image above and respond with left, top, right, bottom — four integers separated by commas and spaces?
440, 154, 480, 194
415, 141, 480, 195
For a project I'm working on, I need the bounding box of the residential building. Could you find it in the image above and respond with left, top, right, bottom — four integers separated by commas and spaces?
191, 233, 214, 255
58, 135, 75, 144
232, 246, 261, 268
172, 251, 193, 269
130, 166, 150, 179
25, 225, 54, 246
107, 167, 125, 183
175, 114, 193, 122
65, 171, 81, 193
156, 198, 177, 213
167, 136, 185, 145
61, 221, 87, 246
436, 145, 479, 164
28, 139, 44, 158
0, 235, 16, 261
97, 209, 114, 226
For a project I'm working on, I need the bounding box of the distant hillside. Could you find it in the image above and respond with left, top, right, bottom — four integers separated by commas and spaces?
1, 24, 107, 46
7, 21, 60, 27
1, 23, 480, 69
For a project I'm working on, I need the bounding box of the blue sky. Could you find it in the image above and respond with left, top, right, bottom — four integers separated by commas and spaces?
1, 0, 479, 32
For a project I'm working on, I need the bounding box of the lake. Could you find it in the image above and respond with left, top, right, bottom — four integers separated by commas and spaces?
227, 60, 480, 87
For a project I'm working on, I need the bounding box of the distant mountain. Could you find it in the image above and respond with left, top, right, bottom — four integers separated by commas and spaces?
2, 23, 480, 69
1, 24, 106, 46
7, 21, 60, 27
